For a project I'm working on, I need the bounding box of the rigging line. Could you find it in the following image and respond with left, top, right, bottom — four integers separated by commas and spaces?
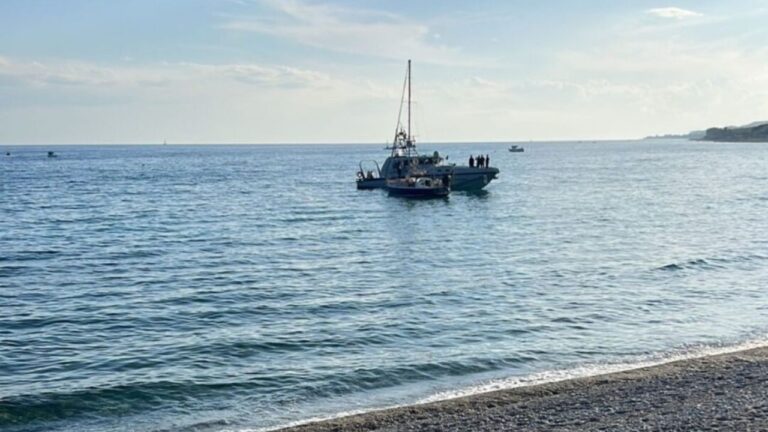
408, 59, 411, 141
393, 63, 409, 144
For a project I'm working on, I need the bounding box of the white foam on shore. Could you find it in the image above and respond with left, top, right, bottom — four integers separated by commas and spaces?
417, 335, 768, 404
236, 336, 768, 432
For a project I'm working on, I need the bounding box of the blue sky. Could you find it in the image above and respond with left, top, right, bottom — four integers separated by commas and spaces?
1, 0, 767, 143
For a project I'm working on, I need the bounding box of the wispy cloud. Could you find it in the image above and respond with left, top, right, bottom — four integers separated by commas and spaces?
0, 56, 128, 87
646, 7, 702, 19
547, 19, 768, 132
0, 56, 331, 89
221, 0, 465, 65
180, 62, 332, 88
0, 54, 401, 143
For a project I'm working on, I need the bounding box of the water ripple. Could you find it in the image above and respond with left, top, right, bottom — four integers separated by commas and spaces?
2, 142, 768, 431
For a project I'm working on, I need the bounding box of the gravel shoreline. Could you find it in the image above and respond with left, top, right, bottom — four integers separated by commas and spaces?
277, 346, 768, 431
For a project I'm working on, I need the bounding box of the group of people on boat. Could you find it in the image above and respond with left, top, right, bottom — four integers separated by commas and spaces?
357, 170, 376, 180
468, 154, 490, 168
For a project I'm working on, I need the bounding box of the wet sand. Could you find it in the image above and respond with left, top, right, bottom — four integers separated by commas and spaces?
278, 346, 768, 431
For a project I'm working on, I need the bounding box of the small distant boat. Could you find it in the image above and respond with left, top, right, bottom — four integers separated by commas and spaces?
47, 151, 57, 158
508, 145, 524, 153
386, 173, 451, 198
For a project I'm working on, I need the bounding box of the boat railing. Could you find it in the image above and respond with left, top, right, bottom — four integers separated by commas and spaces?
357, 160, 381, 181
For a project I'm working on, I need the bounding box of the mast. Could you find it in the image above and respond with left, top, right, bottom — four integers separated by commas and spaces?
407, 59, 411, 142
389, 60, 417, 157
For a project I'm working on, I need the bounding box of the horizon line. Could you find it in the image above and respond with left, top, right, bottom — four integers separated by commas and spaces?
2, 137, 653, 146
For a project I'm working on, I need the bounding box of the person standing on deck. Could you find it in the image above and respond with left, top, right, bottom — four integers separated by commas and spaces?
486, 154, 490, 167
469, 155, 475, 168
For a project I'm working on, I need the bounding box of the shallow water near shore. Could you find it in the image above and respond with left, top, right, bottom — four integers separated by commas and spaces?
2, 140, 768, 432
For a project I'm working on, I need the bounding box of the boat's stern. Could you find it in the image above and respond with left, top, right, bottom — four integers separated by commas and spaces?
356, 178, 386, 190
442, 166, 499, 191
356, 160, 384, 189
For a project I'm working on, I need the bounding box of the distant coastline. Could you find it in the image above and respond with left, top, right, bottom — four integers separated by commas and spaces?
700, 121, 768, 142
643, 133, 690, 140
643, 130, 705, 141
646, 120, 768, 142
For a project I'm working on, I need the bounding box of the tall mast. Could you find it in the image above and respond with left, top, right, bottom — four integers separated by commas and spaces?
407, 59, 411, 142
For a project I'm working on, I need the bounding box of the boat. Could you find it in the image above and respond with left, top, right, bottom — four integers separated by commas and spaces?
47, 151, 57, 158
386, 173, 451, 198
508, 145, 524, 152
356, 60, 499, 192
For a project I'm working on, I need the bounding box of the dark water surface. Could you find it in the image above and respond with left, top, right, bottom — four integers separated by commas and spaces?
2, 141, 768, 431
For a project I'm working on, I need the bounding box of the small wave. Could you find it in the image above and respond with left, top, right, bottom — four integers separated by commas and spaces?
0, 356, 525, 430
656, 263, 683, 271
0, 250, 60, 262
0, 380, 254, 429
277, 215, 348, 224
166, 418, 234, 432
0, 315, 106, 331
0, 265, 29, 277
655, 253, 768, 272
169, 334, 396, 360
417, 336, 768, 404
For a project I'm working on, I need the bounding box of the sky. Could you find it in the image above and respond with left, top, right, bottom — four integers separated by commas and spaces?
1, 0, 768, 144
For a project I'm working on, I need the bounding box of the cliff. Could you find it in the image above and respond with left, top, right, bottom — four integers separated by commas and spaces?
702, 122, 768, 142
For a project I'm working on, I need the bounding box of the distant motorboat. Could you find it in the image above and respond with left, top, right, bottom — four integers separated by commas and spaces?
508, 145, 524, 153
47, 151, 57, 158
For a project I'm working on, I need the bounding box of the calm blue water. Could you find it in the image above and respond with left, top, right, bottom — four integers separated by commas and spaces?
2, 141, 768, 431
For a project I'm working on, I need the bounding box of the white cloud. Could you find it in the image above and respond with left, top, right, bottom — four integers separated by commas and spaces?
547, 23, 768, 134
646, 7, 702, 19
0, 54, 410, 144
221, 0, 466, 65
180, 62, 332, 88
0, 57, 331, 90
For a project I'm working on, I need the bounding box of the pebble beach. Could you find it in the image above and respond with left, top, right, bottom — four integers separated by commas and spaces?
279, 346, 768, 431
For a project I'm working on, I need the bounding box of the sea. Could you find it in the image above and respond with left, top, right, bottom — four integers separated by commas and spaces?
2, 140, 768, 432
